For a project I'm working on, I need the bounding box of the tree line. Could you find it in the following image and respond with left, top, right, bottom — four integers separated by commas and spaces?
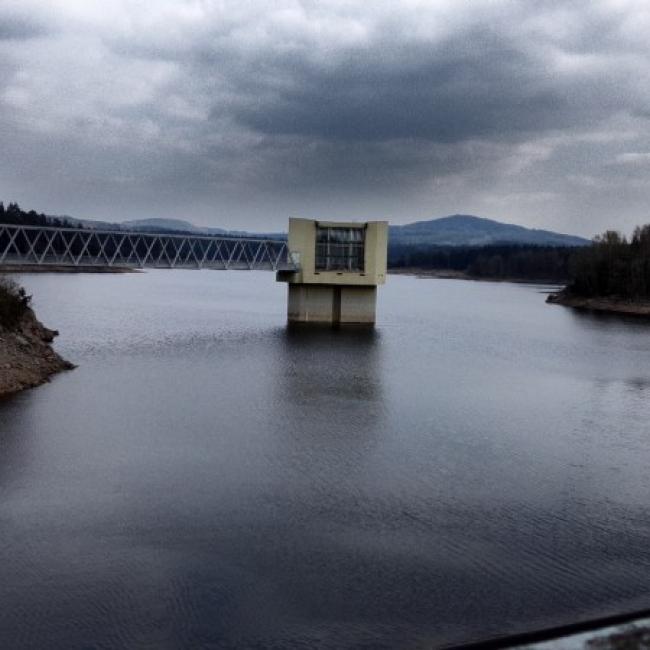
0, 201, 79, 228
388, 243, 575, 282
566, 225, 650, 299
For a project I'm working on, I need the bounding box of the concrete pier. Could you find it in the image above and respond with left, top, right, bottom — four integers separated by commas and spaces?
277, 218, 388, 325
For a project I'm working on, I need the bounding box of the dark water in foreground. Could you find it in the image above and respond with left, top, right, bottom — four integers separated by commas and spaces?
2, 271, 650, 649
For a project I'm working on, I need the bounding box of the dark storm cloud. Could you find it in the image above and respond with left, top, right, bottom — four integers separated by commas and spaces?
105, 2, 641, 144
232, 34, 581, 142
1, 1, 650, 234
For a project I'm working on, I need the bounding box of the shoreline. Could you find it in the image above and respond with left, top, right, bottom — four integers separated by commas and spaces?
388, 268, 564, 285
0, 309, 74, 398
0, 264, 136, 274
547, 292, 650, 318
389, 268, 470, 280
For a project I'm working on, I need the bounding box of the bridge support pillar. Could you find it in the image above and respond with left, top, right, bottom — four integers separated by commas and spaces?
277, 218, 388, 326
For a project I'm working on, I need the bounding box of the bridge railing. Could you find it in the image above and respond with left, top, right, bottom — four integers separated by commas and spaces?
0, 224, 296, 271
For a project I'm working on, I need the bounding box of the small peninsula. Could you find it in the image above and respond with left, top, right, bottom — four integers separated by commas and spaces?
0, 278, 73, 398
547, 225, 650, 317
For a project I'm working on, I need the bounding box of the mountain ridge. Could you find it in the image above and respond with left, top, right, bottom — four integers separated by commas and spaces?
389, 214, 589, 247
46, 213, 589, 247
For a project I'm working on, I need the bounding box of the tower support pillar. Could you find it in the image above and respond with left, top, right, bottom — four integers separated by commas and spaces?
287, 284, 377, 324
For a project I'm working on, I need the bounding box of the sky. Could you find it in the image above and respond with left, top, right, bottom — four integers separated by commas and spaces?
1, 0, 649, 236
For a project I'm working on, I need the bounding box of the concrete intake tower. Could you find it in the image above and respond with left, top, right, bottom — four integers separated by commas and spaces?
276, 218, 388, 325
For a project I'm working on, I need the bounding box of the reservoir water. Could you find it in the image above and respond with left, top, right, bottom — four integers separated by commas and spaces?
2, 270, 650, 649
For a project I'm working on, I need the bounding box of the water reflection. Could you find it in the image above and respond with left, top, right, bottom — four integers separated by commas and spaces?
278, 324, 382, 404
567, 306, 650, 330
0, 395, 36, 489
270, 324, 385, 482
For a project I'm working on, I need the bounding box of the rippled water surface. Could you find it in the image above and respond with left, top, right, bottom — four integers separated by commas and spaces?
2, 270, 650, 649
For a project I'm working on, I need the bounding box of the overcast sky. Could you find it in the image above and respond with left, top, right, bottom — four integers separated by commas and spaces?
1, 0, 649, 235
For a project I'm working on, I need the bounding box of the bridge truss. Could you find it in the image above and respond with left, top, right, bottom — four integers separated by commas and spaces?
0, 224, 296, 271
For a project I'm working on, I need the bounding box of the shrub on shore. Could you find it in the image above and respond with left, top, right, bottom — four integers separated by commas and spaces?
0, 277, 32, 329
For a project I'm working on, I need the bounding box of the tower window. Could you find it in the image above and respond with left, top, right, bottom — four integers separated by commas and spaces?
315, 226, 365, 272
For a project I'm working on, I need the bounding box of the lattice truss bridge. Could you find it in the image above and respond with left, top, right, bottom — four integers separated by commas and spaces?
0, 224, 296, 271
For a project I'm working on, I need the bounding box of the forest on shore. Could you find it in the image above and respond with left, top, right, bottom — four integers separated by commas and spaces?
557, 226, 650, 300
389, 243, 575, 282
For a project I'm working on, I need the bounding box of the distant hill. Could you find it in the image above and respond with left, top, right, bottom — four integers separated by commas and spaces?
56, 216, 229, 235
119, 218, 227, 234
110, 214, 587, 247
2, 201, 589, 247
389, 215, 589, 247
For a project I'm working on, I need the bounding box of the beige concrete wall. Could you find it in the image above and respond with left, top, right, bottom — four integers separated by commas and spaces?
285, 218, 387, 286
287, 284, 377, 323
287, 284, 335, 323
340, 286, 377, 323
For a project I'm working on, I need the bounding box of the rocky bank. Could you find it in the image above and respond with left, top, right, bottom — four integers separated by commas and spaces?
0, 309, 74, 398
547, 291, 650, 317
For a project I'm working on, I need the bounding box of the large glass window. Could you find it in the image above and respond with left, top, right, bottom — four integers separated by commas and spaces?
315, 226, 365, 272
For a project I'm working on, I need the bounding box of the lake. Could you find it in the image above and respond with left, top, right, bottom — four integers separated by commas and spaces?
1, 270, 650, 649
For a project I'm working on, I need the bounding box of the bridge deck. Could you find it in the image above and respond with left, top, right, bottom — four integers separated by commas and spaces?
0, 224, 296, 271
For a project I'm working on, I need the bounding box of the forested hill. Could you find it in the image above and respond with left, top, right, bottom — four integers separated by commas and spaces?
390, 215, 589, 247
388, 215, 589, 282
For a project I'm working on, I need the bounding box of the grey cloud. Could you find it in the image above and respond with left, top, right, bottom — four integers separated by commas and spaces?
0, 10, 51, 40
113, 3, 642, 146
